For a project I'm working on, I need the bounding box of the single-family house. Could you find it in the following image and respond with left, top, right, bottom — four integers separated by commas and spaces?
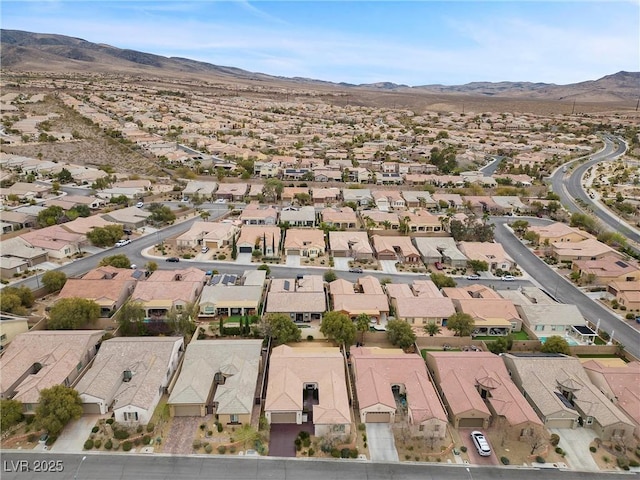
20, 225, 85, 259
181, 181, 217, 201
502, 353, 635, 442
572, 254, 640, 285
342, 189, 372, 207
351, 347, 448, 439
311, 188, 340, 207
76, 337, 184, 423
199, 270, 266, 317
385, 281, 455, 327
102, 206, 152, 229
215, 183, 248, 202
458, 242, 514, 271
176, 221, 238, 249
168, 339, 263, 424
453, 298, 522, 336
607, 281, 640, 311
0, 313, 29, 352
528, 222, 592, 244
321, 207, 358, 229
413, 237, 467, 268
240, 202, 279, 225
516, 304, 592, 341
265, 275, 326, 322
280, 206, 317, 228
551, 238, 620, 263
265, 345, 351, 440
329, 276, 389, 323
236, 225, 281, 256
371, 235, 421, 264
284, 228, 326, 258
329, 231, 374, 260
427, 352, 543, 440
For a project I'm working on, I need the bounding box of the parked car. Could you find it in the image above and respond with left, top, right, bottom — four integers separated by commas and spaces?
434, 262, 444, 270
123, 228, 133, 235
115, 239, 131, 247
165, 257, 180, 262
201, 246, 209, 254
214, 198, 227, 204
466, 274, 481, 280
349, 267, 363, 273
471, 431, 492, 457
501, 275, 515, 281
135, 201, 144, 208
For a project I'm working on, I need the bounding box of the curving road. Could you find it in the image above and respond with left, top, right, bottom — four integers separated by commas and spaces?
550, 135, 639, 249
493, 217, 640, 358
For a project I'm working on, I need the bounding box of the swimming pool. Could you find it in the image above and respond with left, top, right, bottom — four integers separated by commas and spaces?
539, 335, 579, 346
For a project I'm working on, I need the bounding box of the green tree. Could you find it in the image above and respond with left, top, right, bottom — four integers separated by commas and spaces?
487, 335, 513, 354
430, 273, 456, 289
51, 181, 61, 194
323, 270, 337, 283
540, 336, 571, 355
424, 323, 442, 337
0, 292, 27, 316
41, 271, 68, 293
447, 312, 475, 337
99, 254, 131, 269
320, 311, 356, 347
0, 399, 23, 433
116, 301, 147, 336
264, 178, 284, 202
523, 230, 540, 245
56, 168, 74, 184
148, 203, 176, 224
166, 303, 198, 338
48, 298, 100, 330
467, 260, 489, 272
37, 205, 65, 227
262, 313, 301, 345
4, 286, 34, 308
35, 385, 83, 436
356, 313, 370, 344
145, 261, 158, 273
86, 225, 124, 247
386, 320, 417, 350
257, 264, 271, 276
69, 204, 91, 218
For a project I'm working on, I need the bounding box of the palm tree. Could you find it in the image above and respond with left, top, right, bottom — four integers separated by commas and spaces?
424, 323, 441, 337
356, 313, 370, 344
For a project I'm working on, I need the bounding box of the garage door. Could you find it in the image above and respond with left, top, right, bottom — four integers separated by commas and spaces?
270, 412, 297, 424
332, 251, 347, 257
82, 403, 102, 415
239, 246, 253, 253
172, 405, 202, 417
365, 412, 391, 423
287, 249, 300, 256
458, 417, 485, 428
546, 418, 575, 429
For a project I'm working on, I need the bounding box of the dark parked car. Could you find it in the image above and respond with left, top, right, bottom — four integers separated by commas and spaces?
349, 267, 363, 273
165, 257, 180, 262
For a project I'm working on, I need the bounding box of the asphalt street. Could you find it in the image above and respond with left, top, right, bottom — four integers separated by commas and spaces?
0, 452, 621, 480
493, 218, 640, 358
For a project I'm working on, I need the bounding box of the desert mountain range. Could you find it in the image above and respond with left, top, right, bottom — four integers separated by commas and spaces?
1, 29, 638, 105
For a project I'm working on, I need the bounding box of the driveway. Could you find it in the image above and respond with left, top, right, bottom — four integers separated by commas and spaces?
333, 257, 351, 271
50, 415, 101, 453
163, 416, 209, 455
269, 423, 314, 458
286, 255, 301, 267
549, 428, 599, 471
458, 429, 499, 466
235, 252, 253, 265
379, 260, 398, 274
365, 423, 398, 462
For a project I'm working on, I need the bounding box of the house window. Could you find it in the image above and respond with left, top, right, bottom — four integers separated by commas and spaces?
77, 362, 83, 372
510, 322, 517, 331
535, 325, 544, 331
230, 414, 239, 424
124, 412, 139, 422
585, 417, 593, 425
176, 305, 183, 311
419, 425, 425, 432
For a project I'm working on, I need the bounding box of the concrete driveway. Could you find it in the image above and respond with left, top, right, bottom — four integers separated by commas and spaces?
50, 415, 100, 453
549, 428, 599, 471
365, 423, 398, 462
459, 429, 498, 466
379, 260, 398, 274
286, 255, 301, 267
269, 423, 314, 458
235, 252, 253, 265
333, 257, 351, 271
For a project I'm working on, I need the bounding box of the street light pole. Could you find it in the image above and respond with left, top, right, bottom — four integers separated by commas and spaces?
73, 455, 87, 480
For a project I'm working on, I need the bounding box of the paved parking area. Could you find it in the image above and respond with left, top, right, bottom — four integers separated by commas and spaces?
379, 260, 398, 274
268, 423, 314, 457
50, 415, 101, 453
458, 429, 498, 466
235, 253, 253, 265
333, 257, 351, 271
286, 255, 301, 267
366, 423, 398, 462
549, 428, 599, 471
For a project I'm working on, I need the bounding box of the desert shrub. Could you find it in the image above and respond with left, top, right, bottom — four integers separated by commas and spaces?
341, 448, 351, 458
405, 454, 411, 460
200, 423, 206, 431
92, 426, 99, 433
94, 439, 101, 449
143, 435, 151, 445
122, 441, 132, 452
134, 438, 141, 446
106, 418, 114, 425
615, 444, 623, 452
217, 422, 223, 433
460, 446, 467, 453
617, 456, 630, 470
193, 439, 202, 449
84, 439, 94, 450
104, 439, 113, 450
603, 455, 610, 463
146, 422, 155, 433
308, 448, 315, 456
205, 444, 213, 454
629, 459, 639, 467
27, 434, 37, 443
550, 433, 560, 446
137, 425, 143, 434
294, 438, 302, 451
626, 313, 635, 319
218, 254, 226, 260
555, 447, 564, 455
207, 430, 213, 436
358, 423, 365, 431
350, 448, 358, 458
590, 446, 597, 453
535, 456, 545, 464
230, 446, 236, 454
217, 445, 226, 454
114, 429, 129, 440
501, 456, 510, 465
303, 437, 311, 448
331, 448, 340, 458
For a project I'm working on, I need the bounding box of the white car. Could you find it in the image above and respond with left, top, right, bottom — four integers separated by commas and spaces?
115, 239, 131, 247
214, 198, 227, 204
136, 201, 144, 208
501, 275, 515, 281
466, 274, 481, 280
471, 431, 492, 457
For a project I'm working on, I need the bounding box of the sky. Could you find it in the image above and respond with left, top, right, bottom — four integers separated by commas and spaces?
1, 1, 639, 86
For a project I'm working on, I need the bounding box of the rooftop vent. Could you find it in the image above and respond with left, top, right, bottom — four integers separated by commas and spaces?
123, 370, 133, 383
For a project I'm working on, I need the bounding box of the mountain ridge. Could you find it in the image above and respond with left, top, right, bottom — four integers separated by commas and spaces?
1, 29, 638, 102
